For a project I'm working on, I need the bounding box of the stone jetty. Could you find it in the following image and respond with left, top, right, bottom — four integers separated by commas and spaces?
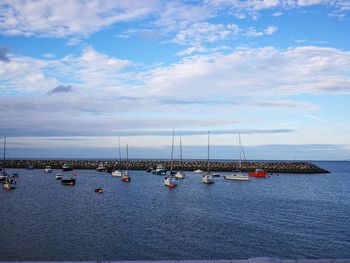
1, 159, 329, 174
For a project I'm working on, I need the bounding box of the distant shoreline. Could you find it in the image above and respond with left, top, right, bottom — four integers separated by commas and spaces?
1, 159, 329, 174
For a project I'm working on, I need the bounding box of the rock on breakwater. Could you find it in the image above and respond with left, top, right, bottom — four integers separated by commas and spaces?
1, 160, 329, 174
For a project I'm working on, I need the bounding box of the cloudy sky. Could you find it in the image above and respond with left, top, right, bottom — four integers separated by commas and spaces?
0, 0, 349, 160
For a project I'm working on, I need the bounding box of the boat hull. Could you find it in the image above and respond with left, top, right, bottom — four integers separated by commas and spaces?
249, 171, 268, 178
61, 178, 76, 185
224, 174, 250, 181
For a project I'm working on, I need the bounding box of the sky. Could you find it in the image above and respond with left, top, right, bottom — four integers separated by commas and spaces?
0, 0, 350, 160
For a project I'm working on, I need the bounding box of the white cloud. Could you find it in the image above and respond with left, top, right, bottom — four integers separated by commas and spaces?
145, 46, 350, 98
172, 22, 241, 46
244, 25, 278, 36
2, 45, 350, 138
0, 0, 159, 37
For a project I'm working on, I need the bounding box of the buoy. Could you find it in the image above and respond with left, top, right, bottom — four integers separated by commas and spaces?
72, 172, 77, 176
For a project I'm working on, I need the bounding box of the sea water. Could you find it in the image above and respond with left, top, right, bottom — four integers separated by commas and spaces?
0, 161, 349, 260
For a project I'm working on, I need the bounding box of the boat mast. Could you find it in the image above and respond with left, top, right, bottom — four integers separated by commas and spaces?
239, 133, 246, 162
2, 136, 6, 172
126, 144, 129, 172
179, 135, 183, 172
170, 127, 175, 175
207, 131, 210, 174
238, 133, 242, 171
118, 136, 122, 169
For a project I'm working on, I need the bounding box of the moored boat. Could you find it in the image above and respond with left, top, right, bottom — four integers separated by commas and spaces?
4, 180, 16, 190
44, 165, 52, 173
153, 164, 167, 175
94, 187, 104, 193
174, 171, 185, 179
121, 172, 131, 182
121, 144, 131, 182
224, 133, 250, 181
202, 131, 215, 184
55, 173, 63, 180
249, 169, 268, 178
96, 163, 106, 172
61, 178, 76, 185
62, 163, 73, 171
194, 169, 203, 173
164, 127, 178, 188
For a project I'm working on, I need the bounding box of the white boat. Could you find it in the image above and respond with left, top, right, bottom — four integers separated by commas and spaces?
202, 131, 215, 184
44, 165, 52, 173
164, 176, 178, 187
55, 174, 63, 180
194, 169, 203, 173
164, 128, 178, 188
112, 137, 124, 177
112, 170, 123, 177
174, 171, 185, 179
153, 164, 167, 175
121, 144, 131, 182
202, 174, 215, 184
224, 133, 250, 181
96, 163, 106, 172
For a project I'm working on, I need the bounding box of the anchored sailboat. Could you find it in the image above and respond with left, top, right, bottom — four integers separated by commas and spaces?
224, 133, 250, 181
164, 128, 178, 188
121, 144, 131, 182
112, 137, 124, 177
202, 131, 215, 184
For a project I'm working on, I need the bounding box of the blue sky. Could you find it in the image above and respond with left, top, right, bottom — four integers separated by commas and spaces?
0, 0, 350, 160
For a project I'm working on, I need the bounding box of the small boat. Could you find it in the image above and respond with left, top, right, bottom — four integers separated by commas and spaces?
96, 163, 106, 172
194, 169, 203, 173
202, 174, 215, 184
174, 171, 185, 179
3, 181, 16, 190
164, 128, 178, 188
202, 131, 215, 184
55, 173, 63, 180
121, 145, 131, 182
224, 134, 250, 181
62, 163, 73, 171
153, 164, 167, 175
26, 164, 34, 170
224, 173, 250, 181
121, 172, 131, 182
164, 176, 178, 188
211, 173, 220, 177
111, 169, 123, 177
44, 166, 52, 173
94, 187, 104, 193
61, 178, 76, 185
249, 169, 268, 178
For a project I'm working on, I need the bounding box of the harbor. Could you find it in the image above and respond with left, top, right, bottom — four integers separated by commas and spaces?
1, 159, 329, 174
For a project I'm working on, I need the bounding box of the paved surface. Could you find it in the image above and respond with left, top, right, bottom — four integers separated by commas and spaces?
1, 258, 350, 263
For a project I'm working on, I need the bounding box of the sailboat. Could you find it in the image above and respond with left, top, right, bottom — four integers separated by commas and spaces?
224, 133, 250, 181
174, 135, 185, 179
164, 128, 178, 188
121, 144, 131, 182
2, 136, 16, 190
202, 131, 215, 184
112, 137, 124, 177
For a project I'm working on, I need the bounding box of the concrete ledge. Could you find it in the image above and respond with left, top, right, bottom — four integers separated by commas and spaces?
1, 258, 350, 263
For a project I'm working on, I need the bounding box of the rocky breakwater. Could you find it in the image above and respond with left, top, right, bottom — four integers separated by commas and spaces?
1, 160, 329, 174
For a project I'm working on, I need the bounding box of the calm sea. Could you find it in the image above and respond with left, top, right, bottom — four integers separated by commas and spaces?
1, 161, 349, 260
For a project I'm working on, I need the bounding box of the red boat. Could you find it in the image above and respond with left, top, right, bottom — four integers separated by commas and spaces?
248, 169, 268, 178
